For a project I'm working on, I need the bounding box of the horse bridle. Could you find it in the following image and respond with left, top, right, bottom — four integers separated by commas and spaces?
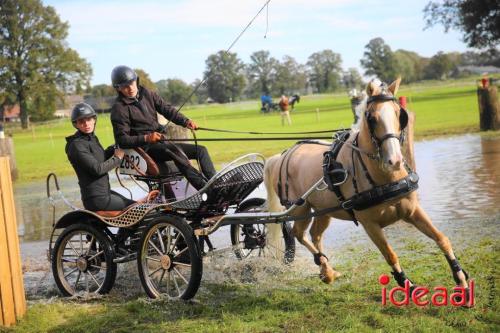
364, 94, 409, 155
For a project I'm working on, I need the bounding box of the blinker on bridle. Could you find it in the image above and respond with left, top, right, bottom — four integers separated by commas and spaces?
364, 94, 409, 151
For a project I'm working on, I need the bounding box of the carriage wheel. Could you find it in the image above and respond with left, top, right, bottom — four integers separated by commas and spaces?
231, 198, 295, 264
52, 223, 117, 296
137, 215, 202, 300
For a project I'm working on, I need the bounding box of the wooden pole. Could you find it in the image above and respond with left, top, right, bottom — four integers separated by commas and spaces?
477, 85, 500, 131
0, 157, 26, 327
0, 138, 18, 181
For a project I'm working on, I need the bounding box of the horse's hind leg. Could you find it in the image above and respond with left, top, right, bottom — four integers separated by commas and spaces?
405, 205, 469, 288
310, 215, 341, 283
362, 222, 414, 288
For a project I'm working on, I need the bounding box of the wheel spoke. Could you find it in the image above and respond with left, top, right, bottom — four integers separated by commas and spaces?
172, 273, 181, 297
172, 261, 191, 268
85, 270, 89, 293
88, 271, 103, 290
149, 266, 163, 278
173, 246, 188, 259
64, 267, 79, 278
148, 238, 164, 256
74, 271, 82, 290
85, 236, 95, 256
67, 239, 82, 257
87, 250, 104, 261
165, 226, 172, 253
90, 264, 105, 270
146, 256, 161, 263
173, 267, 189, 285
158, 269, 166, 286
157, 229, 166, 254
169, 232, 181, 254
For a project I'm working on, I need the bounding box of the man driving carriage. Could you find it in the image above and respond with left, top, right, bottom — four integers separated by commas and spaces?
110, 66, 216, 190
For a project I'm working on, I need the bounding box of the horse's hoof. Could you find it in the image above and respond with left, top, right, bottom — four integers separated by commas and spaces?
319, 263, 341, 284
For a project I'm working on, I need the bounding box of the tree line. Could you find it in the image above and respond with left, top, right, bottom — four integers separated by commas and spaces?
88, 44, 500, 109
1, 0, 499, 128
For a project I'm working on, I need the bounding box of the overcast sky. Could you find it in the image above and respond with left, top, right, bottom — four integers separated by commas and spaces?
44, 0, 469, 86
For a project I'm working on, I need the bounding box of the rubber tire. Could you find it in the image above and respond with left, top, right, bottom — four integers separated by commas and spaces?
231, 197, 296, 264
137, 215, 203, 300
51, 222, 117, 296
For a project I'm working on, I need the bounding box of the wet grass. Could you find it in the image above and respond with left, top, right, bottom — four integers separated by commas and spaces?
2, 235, 498, 333
5, 78, 497, 183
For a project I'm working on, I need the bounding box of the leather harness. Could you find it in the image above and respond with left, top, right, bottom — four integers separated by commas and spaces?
276, 92, 419, 226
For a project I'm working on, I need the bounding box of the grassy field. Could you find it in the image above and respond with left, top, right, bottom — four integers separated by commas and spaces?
5, 78, 489, 183
2, 235, 498, 333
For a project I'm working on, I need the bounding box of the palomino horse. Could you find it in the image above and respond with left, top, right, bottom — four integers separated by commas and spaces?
264, 78, 469, 293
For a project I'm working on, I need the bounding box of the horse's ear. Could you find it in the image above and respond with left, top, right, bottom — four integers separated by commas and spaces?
366, 79, 382, 96
388, 77, 402, 96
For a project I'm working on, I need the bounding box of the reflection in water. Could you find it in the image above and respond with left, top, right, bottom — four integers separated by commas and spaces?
416, 134, 500, 221
14, 134, 500, 243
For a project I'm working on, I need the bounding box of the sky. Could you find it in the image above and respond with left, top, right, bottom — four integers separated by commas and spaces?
43, 0, 470, 86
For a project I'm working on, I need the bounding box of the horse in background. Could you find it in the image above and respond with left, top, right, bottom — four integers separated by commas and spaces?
263, 78, 469, 297
289, 94, 300, 111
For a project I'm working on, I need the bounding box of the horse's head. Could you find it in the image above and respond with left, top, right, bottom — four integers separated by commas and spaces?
361, 77, 408, 171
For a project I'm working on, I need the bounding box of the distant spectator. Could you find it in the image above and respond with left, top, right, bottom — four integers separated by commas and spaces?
279, 95, 292, 126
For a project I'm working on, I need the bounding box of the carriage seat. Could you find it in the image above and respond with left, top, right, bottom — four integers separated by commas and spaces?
133, 147, 181, 178
94, 190, 160, 218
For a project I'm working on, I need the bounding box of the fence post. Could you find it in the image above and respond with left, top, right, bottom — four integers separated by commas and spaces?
0, 136, 18, 181
477, 82, 500, 131
0, 157, 26, 327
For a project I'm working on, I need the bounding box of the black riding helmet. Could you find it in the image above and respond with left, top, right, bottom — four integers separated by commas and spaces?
71, 103, 97, 128
111, 65, 138, 89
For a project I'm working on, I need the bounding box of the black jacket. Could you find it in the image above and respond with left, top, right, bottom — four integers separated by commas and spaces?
110, 86, 189, 148
65, 131, 121, 207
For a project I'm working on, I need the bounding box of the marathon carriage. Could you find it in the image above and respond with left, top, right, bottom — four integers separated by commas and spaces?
47, 148, 296, 300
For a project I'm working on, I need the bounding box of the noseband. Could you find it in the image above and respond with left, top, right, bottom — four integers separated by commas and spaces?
364, 94, 408, 157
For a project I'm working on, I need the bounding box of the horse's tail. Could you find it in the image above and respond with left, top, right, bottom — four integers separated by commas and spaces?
264, 154, 284, 213
263, 154, 286, 258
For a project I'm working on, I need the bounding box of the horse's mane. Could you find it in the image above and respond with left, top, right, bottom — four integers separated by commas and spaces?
351, 93, 367, 131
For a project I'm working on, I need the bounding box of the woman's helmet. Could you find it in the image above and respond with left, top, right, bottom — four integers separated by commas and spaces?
111, 65, 137, 88
71, 103, 96, 128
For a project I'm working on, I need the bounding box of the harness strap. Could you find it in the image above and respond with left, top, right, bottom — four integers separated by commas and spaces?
278, 141, 329, 207
341, 171, 419, 211
323, 131, 358, 225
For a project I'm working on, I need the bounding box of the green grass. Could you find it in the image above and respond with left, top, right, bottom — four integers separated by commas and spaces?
5, 78, 497, 183
2, 236, 498, 332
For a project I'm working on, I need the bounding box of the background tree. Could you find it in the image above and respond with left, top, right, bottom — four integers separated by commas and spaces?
156, 78, 193, 105
460, 49, 500, 67
424, 0, 500, 49
246, 50, 278, 97
134, 69, 157, 91
0, 0, 92, 128
204, 51, 245, 103
273, 55, 308, 96
190, 79, 209, 104
423, 51, 456, 80
360, 38, 399, 82
306, 50, 343, 93
342, 68, 364, 90
394, 50, 426, 83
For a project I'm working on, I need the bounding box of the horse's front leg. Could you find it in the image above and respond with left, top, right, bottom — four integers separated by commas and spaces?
405, 205, 469, 288
310, 215, 341, 283
361, 222, 415, 288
